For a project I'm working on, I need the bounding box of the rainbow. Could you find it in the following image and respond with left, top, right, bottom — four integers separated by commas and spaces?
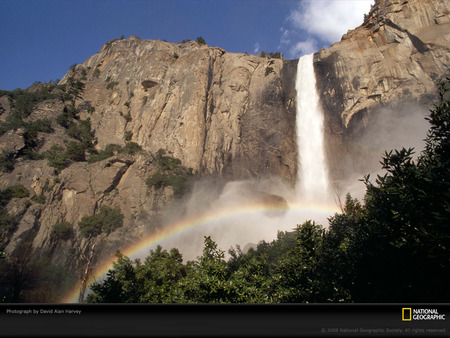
61, 200, 338, 303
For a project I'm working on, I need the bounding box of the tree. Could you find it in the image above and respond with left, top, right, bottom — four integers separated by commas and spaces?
346, 78, 450, 302
196, 36, 206, 45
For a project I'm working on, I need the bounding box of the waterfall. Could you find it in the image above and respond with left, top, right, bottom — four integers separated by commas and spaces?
295, 53, 330, 202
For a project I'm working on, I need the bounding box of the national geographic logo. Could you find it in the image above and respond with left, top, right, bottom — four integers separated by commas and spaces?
402, 308, 446, 321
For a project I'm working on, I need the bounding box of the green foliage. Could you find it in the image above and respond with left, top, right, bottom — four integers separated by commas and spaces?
268, 52, 283, 59
0, 85, 58, 136
93, 68, 101, 78
79, 206, 124, 238
124, 131, 133, 141
31, 193, 45, 204
124, 101, 130, 108
0, 150, 15, 173
265, 66, 274, 76
146, 149, 194, 197
50, 222, 73, 241
259, 50, 267, 58
173, 52, 179, 59
56, 104, 77, 128
88, 144, 121, 163
106, 81, 119, 90
0, 184, 30, 204
196, 36, 206, 45
0, 241, 76, 302
66, 118, 94, 146
123, 112, 132, 122
44, 145, 69, 171
120, 142, 142, 155
0, 184, 29, 234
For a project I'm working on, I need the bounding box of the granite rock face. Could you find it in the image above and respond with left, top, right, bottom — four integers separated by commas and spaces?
67, 37, 297, 182
314, 0, 450, 179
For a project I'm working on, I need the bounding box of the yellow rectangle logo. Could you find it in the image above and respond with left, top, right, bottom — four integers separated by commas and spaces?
402, 308, 412, 321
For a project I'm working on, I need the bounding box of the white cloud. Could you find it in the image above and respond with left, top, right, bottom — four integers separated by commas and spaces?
253, 42, 261, 54
281, 0, 374, 58
291, 40, 318, 56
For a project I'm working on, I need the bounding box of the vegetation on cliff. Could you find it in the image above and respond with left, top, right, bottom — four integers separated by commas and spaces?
86, 78, 450, 303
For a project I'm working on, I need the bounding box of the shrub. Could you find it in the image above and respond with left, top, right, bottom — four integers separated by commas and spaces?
31, 193, 46, 204
268, 52, 283, 59
173, 53, 179, 59
265, 66, 274, 76
0, 209, 16, 233
120, 142, 142, 155
44, 145, 69, 171
106, 81, 119, 90
196, 36, 206, 45
79, 206, 124, 238
146, 149, 194, 197
93, 68, 100, 78
88, 144, 121, 164
123, 112, 132, 122
0, 184, 30, 205
50, 222, 73, 241
66, 118, 93, 146
124, 101, 130, 108
124, 131, 133, 141
56, 105, 77, 128
0, 150, 15, 173
64, 141, 86, 162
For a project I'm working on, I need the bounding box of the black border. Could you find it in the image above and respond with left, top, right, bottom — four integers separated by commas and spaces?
1, 303, 449, 337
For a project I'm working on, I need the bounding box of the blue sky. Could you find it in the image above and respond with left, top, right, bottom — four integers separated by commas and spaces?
0, 0, 373, 90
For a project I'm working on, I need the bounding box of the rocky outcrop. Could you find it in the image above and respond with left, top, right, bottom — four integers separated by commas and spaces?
315, 0, 450, 178
66, 37, 297, 182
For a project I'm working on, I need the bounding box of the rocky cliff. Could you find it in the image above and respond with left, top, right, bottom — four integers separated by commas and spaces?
315, 0, 450, 179
65, 37, 297, 180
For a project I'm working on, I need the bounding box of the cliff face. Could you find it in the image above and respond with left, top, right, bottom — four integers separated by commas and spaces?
315, 0, 450, 178
69, 38, 297, 181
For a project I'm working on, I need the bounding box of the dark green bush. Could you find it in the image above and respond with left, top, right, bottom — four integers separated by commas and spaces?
0, 184, 30, 205
146, 149, 194, 197
66, 118, 93, 146
88, 144, 121, 164
64, 141, 86, 162
0, 150, 15, 173
196, 36, 206, 45
120, 142, 142, 155
44, 145, 69, 171
31, 193, 46, 204
124, 131, 133, 141
265, 66, 274, 76
79, 206, 124, 238
50, 222, 73, 241
106, 81, 119, 90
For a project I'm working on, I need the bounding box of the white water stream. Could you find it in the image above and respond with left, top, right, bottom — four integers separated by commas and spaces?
295, 53, 330, 201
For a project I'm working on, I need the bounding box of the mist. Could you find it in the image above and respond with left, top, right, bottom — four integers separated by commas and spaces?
333, 101, 430, 202
137, 175, 336, 262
